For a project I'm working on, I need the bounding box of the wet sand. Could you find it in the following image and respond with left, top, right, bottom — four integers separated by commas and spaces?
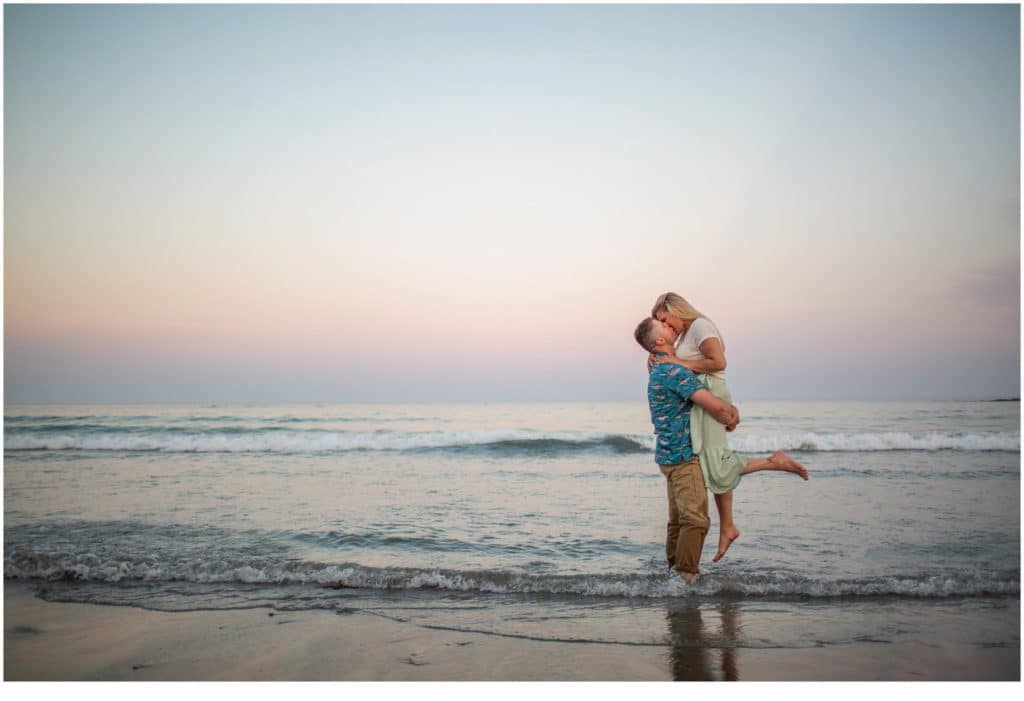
4, 582, 1019, 681
4, 582, 670, 681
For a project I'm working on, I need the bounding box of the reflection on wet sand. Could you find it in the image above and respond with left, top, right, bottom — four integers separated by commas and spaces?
665, 600, 741, 681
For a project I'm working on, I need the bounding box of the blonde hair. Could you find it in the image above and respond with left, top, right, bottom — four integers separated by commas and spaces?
651, 292, 725, 350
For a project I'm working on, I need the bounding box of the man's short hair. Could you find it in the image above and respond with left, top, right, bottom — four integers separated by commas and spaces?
634, 317, 657, 352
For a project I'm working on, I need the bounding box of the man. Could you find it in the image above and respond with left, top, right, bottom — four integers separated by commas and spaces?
634, 317, 739, 583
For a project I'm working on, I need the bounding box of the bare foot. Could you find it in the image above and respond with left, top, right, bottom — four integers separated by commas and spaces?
680, 571, 699, 584
770, 450, 809, 480
713, 524, 740, 562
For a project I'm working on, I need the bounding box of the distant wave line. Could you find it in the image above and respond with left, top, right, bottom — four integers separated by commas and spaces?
3, 429, 1019, 454
2, 429, 649, 454
4, 415, 434, 426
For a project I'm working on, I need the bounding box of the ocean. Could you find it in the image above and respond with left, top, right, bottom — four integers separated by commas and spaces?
3, 400, 1020, 679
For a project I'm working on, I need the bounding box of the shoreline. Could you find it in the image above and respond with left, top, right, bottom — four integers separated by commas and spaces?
4, 581, 671, 681
4, 581, 1020, 681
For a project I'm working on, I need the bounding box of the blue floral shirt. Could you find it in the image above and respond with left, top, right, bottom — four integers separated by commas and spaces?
647, 360, 704, 465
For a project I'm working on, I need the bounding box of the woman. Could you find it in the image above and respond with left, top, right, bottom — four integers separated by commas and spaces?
650, 292, 808, 562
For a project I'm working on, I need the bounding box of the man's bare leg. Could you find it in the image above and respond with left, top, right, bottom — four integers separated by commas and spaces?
741, 451, 808, 480
712, 491, 740, 562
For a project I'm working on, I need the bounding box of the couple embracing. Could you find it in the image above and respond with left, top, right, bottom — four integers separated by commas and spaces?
634, 293, 808, 583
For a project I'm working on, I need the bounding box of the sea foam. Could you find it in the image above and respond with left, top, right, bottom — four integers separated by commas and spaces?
5, 549, 1018, 599
3, 429, 1018, 453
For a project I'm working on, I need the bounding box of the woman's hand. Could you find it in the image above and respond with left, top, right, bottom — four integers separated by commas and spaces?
650, 354, 684, 368
658, 355, 699, 372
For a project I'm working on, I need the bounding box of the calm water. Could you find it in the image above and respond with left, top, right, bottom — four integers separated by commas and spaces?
4, 401, 1020, 677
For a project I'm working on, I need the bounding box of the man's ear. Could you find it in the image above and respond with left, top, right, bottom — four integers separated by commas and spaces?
653, 336, 667, 349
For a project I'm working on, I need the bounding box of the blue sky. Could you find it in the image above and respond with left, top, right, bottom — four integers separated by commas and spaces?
4, 3, 1020, 402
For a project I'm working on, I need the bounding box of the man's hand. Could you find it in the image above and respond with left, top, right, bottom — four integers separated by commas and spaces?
691, 389, 734, 427
705, 397, 734, 426
725, 405, 740, 432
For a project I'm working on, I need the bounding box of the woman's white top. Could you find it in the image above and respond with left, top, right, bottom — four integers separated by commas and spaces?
674, 317, 725, 376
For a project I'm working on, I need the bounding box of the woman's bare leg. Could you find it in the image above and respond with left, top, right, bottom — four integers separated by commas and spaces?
741, 451, 808, 480
712, 491, 741, 563
709, 453, 806, 563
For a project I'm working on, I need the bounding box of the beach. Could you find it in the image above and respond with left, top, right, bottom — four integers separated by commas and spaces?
4, 401, 1020, 681
5, 581, 667, 681
5, 581, 1018, 681
5, 1, 1020, 685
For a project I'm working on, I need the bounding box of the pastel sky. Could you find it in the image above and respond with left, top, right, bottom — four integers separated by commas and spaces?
4, 3, 1020, 403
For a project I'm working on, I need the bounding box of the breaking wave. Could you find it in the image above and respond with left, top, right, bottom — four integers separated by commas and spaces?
3, 428, 1018, 454
4, 550, 1016, 600
2, 429, 651, 454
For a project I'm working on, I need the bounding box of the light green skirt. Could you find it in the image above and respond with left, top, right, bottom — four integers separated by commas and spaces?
690, 374, 745, 494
